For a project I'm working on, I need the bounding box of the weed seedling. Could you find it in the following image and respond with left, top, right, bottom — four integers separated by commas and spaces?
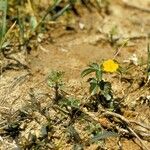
81, 59, 119, 111
4, 122, 21, 139
59, 97, 81, 121
108, 25, 118, 46
47, 70, 64, 103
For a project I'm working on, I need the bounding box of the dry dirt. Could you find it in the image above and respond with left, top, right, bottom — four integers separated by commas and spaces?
0, 0, 150, 150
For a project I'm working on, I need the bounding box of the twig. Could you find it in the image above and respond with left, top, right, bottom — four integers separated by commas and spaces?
122, 0, 150, 13
0, 106, 9, 111
113, 38, 129, 59
101, 111, 130, 124
127, 127, 149, 150
146, 43, 150, 83
130, 120, 150, 130
117, 137, 123, 150
0, 120, 7, 126
101, 111, 150, 150
52, 105, 70, 115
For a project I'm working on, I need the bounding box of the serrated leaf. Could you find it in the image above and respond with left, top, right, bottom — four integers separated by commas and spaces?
90, 82, 99, 95
48, 71, 64, 84
47, 80, 55, 87
96, 69, 102, 81
87, 78, 99, 95
103, 93, 112, 101
99, 80, 105, 90
60, 98, 80, 109
71, 100, 80, 108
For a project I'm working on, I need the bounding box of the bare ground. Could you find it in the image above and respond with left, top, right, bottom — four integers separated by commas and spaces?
0, 0, 150, 149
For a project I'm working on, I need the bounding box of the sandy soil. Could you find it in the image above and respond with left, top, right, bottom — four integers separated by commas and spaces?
0, 0, 150, 149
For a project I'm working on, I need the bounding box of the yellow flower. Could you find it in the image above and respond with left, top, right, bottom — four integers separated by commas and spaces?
102, 59, 119, 73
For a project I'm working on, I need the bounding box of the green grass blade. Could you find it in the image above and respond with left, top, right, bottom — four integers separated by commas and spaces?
17, 9, 25, 45
0, 0, 7, 48
81, 68, 96, 77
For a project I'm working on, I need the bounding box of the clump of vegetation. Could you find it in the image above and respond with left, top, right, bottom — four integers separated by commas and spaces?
0, 0, 150, 150
81, 59, 121, 112
0, 59, 150, 149
0, 0, 111, 74
47, 70, 64, 103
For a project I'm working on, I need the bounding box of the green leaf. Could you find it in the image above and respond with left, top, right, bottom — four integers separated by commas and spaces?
30, 15, 38, 31
1, 41, 9, 48
47, 80, 55, 87
81, 63, 101, 78
100, 81, 113, 101
17, 9, 25, 44
69, 98, 80, 108
99, 80, 105, 90
48, 71, 64, 83
103, 93, 112, 101
68, 125, 82, 143
109, 25, 118, 36
70, 0, 77, 4
0, 0, 7, 47
89, 63, 100, 70
95, 69, 102, 81
90, 130, 118, 143
89, 79, 99, 95
39, 125, 48, 138
81, 68, 96, 77
60, 98, 80, 109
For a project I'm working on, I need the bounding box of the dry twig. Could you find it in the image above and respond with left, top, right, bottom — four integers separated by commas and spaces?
122, 0, 150, 13
101, 110, 150, 150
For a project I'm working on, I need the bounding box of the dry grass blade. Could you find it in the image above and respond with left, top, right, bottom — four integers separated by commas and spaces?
51, 4, 71, 21
147, 43, 150, 82
1, 21, 16, 49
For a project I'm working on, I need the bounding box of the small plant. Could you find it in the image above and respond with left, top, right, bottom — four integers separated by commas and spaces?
60, 97, 81, 119
47, 70, 64, 103
108, 25, 118, 46
4, 122, 21, 138
81, 59, 119, 110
